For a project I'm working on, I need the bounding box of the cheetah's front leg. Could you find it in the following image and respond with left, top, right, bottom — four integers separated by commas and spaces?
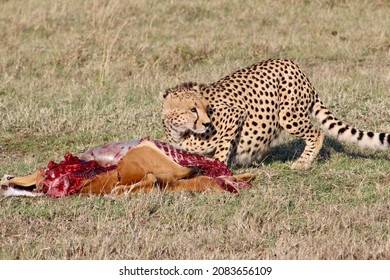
211, 106, 247, 166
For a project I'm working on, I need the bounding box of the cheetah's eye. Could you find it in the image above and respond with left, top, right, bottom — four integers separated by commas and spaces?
189, 108, 197, 113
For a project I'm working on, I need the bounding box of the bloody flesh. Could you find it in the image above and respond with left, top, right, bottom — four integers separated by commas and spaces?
152, 140, 232, 178
43, 153, 116, 198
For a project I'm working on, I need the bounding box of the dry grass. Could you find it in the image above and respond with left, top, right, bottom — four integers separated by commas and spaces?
1, 0, 390, 259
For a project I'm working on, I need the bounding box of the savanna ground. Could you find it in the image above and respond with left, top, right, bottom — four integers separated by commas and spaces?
1, 0, 390, 259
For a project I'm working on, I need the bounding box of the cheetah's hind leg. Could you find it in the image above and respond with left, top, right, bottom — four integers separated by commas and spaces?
290, 130, 324, 170
279, 111, 324, 170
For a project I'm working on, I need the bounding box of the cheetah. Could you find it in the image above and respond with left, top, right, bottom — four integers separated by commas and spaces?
160, 58, 389, 170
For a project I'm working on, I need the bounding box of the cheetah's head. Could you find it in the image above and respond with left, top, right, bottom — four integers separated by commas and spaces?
160, 82, 211, 138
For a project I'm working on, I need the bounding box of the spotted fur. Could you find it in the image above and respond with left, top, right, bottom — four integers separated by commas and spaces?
160, 59, 389, 170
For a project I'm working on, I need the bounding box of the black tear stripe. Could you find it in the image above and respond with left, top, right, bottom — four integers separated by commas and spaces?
379, 133, 385, 145
388, 134, 390, 145
357, 131, 364, 141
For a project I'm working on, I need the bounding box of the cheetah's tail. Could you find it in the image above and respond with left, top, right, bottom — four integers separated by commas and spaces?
312, 100, 390, 150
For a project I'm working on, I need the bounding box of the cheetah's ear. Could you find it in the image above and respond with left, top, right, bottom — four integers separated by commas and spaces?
191, 84, 200, 92
190, 83, 207, 92
159, 91, 169, 100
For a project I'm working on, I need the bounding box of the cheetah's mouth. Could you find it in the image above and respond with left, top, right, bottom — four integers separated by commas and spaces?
191, 126, 208, 134
173, 123, 207, 135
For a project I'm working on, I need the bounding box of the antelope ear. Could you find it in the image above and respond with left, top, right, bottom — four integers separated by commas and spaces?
159, 91, 169, 100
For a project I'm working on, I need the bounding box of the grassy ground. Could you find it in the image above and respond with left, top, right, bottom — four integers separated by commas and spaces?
1, 0, 390, 259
